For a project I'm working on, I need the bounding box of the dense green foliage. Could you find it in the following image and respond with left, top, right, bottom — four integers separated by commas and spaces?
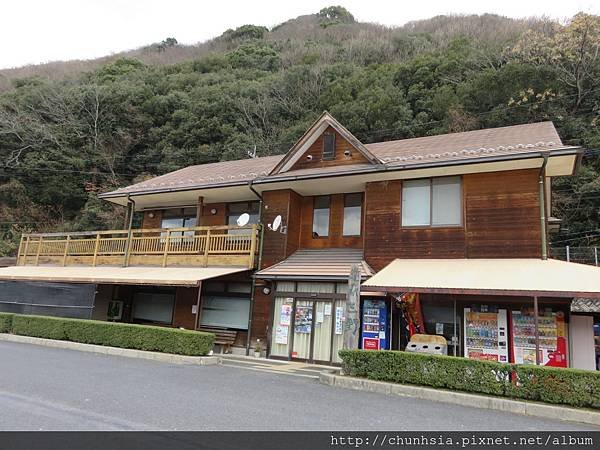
0, 10, 599, 255
0, 312, 13, 332
339, 349, 600, 409
7, 314, 214, 356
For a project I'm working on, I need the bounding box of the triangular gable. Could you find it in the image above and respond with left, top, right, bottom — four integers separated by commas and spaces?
269, 111, 382, 175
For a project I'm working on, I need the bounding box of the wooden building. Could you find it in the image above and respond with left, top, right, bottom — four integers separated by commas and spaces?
2, 112, 599, 368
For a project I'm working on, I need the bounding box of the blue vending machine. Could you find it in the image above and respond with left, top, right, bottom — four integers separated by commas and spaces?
361, 299, 389, 350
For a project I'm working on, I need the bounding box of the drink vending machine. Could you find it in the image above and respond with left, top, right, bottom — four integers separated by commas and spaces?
511, 309, 567, 367
463, 307, 509, 362
361, 299, 389, 350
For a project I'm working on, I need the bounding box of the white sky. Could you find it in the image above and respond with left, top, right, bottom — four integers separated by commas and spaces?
2, 0, 599, 69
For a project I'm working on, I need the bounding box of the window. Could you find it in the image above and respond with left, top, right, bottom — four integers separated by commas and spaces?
160, 208, 197, 239
200, 281, 252, 330
343, 193, 362, 236
312, 196, 330, 238
401, 176, 461, 227
132, 289, 175, 324
227, 201, 260, 235
322, 133, 336, 160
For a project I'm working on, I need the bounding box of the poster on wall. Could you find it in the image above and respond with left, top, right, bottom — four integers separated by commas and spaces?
294, 306, 313, 333
107, 300, 123, 321
275, 325, 289, 344
324, 304, 332, 316
280, 302, 292, 326
335, 306, 344, 335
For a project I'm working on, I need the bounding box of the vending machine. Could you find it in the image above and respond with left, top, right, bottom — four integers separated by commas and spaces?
511, 309, 568, 367
361, 299, 389, 351
463, 307, 509, 363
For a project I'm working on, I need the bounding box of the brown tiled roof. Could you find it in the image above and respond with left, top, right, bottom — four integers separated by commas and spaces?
365, 121, 565, 167
255, 249, 374, 280
105, 155, 283, 196
101, 121, 572, 197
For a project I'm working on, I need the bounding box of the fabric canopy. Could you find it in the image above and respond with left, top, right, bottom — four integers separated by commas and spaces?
361, 258, 600, 298
0, 266, 248, 287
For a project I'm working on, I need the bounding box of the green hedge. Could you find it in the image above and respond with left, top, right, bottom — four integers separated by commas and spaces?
0, 313, 14, 333
4, 314, 214, 356
339, 349, 600, 409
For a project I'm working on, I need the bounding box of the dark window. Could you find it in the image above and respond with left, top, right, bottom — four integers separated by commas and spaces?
312, 196, 330, 238
160, 207, 197, 239
132, 287, 175, 325
343, 193, 362, 236
323, 133, 336, 160
227, 201, 260, 234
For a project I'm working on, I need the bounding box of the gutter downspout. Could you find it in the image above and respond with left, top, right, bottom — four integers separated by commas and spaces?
539, 154, 549, 260
122, 194, 136, 267
246, 180, 264, 356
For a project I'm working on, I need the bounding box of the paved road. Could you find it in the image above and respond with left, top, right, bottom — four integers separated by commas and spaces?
0, 341, 596, 431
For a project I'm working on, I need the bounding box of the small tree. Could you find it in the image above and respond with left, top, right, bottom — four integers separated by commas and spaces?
317, 6, 355, 27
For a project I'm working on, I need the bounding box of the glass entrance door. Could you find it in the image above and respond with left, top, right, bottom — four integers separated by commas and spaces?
312, 300, 333, 362
291, 300, 313, 360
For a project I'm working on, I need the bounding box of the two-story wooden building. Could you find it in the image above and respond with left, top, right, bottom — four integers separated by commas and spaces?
2, 112, 599, 367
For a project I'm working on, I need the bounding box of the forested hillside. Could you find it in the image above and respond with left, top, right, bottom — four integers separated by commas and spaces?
0, 7, 599, 256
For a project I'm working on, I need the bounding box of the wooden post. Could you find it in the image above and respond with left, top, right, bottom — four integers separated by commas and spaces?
343, 264, 361, 351
203, 229, 211, 267
62, 235, 71, 266
34, 236, 42, 266
194, 281, 203, 330
162, 229, 171, 267
533, 296, 540, 365
248, 224, 257, 268
92, 233, 101, 266
21, 236, 30, 265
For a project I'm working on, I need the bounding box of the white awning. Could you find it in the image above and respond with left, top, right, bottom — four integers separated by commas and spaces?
0, 266, 249, 287
362, 258, 600, 298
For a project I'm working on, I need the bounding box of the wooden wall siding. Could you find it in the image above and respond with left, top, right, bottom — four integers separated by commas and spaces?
261, 190, 294, 269
299, 194, 363, 249
285, 190, 303, 257
464, 169, 541, 259
288, 126, 369, 171
142, 210, 163, 229
364, 179, 467, 272
172, 287, 198, 329
363, 169, 543, 272
250, 287, 271, 341
199, 203, 227, 227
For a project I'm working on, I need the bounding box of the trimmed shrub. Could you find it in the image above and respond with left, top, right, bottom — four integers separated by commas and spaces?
10, 314, 214, 356
0, 313, 14, 333
339, 349, 600, 409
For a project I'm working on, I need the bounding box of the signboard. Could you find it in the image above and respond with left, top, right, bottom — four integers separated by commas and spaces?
335, 306, 344, 335
294, 306, 312, 333
275, 326, 289, 344
362, 338, 380, 350
280, 303, 292, 326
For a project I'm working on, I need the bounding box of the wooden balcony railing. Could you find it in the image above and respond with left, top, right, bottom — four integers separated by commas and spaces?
16, 225, 259, 269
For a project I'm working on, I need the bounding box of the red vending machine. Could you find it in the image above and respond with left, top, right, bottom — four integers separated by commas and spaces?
510, 309, 568, 367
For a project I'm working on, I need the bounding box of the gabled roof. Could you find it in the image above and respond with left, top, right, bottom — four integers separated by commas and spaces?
100, 120, 578, 199
254, 248, 375, 281
268, 111, 381, 175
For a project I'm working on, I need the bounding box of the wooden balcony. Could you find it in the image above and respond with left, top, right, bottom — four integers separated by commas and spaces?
16, 225, 260, 269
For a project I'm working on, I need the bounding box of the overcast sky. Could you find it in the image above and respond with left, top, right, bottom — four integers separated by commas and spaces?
2, 0, 598, 69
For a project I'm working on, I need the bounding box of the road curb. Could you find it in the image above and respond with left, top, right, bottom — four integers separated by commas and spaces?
0, 333, 221, 366
319, 372, 600, 426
